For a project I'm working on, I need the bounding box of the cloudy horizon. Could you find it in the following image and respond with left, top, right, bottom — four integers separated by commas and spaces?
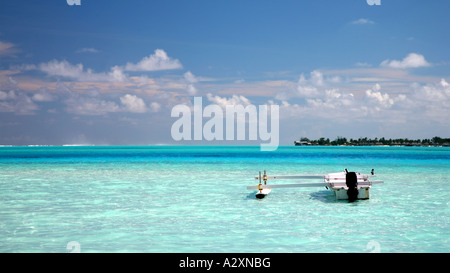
1, 1, 449, 146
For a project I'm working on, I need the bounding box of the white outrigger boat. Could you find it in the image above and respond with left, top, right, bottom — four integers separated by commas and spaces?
248, 169, 383, 201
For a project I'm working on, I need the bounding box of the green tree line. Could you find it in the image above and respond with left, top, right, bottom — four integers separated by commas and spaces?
296, 136, 450, 146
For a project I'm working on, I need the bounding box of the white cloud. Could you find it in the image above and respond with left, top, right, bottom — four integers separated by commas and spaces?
355, 62, 372, 67
0, 90, 38, 115
149, 102, 161, 112
32, 89, 55, 102
184, 71, 198, 95
303, 70, 324, 86
125, 49, 182, 71
120, 94, 147, 113
0, 90, 17, 100
0, 78, 41, 115
39, 60, 82, 78
65, 96, 121, 115
186, 84, 197, 96
270, 99, 303, 118
0, 41, 18, 56
276, 76, 450, 132
403, 79, 450, 124
380, 53, 431, 69
295, 85, 319, 98
306, 89, 356, 112
76, 48, 100, 53
109, 65, 128, 82
25, 49, 181, 83
39, 60, 128, 82
365, 83, 394, 108
273, 88, 359, 121
54, 82, 120, 115
184, 71, 198, 83
351, 18, 375, 25
413, 78, 450, 103
275, 70, 341, 100
206, 93, 251, 109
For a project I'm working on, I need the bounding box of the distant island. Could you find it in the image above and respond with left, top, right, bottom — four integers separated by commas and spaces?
295, 136, 450, 147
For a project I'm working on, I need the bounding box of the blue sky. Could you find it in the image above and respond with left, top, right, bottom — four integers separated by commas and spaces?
0, 0, 449, 145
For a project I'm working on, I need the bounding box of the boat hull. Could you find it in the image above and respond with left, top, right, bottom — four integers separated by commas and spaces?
255, 189, 271, 199
332, 186, 370, 200
326, 172, 371, 200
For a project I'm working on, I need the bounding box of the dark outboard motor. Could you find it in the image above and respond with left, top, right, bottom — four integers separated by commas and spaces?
346, 171, 359, 202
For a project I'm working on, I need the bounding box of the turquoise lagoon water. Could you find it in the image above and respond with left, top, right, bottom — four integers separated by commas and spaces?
0, 145, 448, 253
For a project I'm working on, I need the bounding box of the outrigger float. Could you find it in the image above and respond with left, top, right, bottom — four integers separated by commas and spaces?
247, 169, 383, 201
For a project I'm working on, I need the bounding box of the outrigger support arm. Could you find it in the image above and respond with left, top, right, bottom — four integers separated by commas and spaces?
247, 180, 383, 190
249, 169, 383, 189
247, 182, 328, 190
254, 174, 325, 180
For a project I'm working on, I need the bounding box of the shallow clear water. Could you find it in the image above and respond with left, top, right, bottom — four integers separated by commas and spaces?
0, 145, 449, 252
